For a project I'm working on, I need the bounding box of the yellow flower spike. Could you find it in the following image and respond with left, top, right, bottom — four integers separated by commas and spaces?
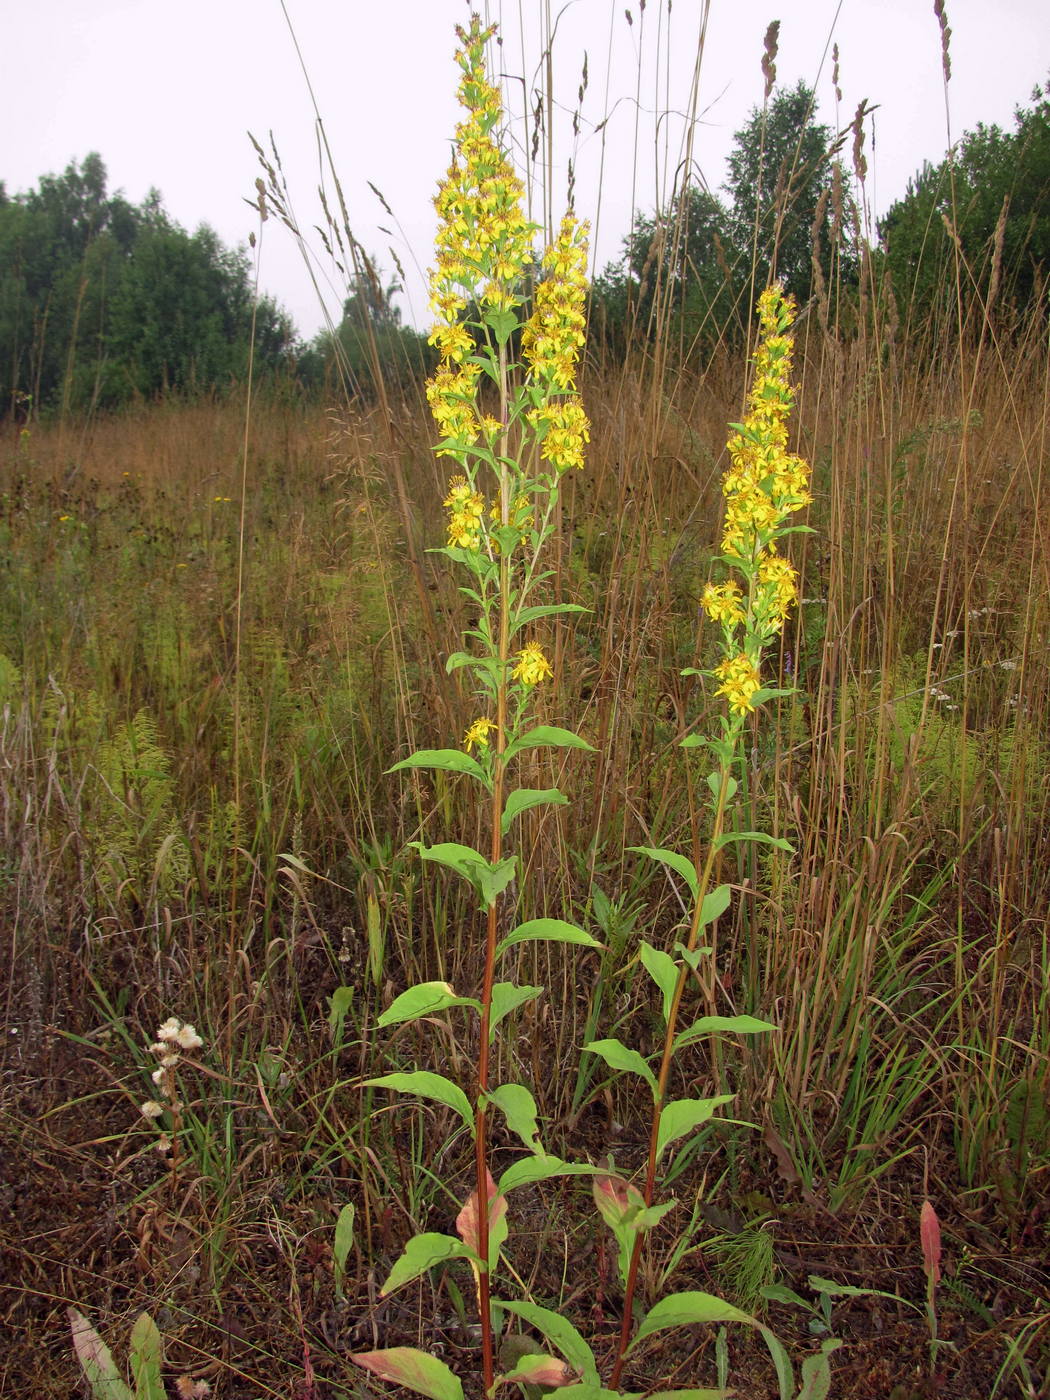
702, 582, 746, 627
523, 215, 590, 394
463, 717, 498, 752
512, 641, 554, 686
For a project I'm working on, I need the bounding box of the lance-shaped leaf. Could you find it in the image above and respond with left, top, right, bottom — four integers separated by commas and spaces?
495, 1300, 600, 1385
639, 941, 681, 1027
388, 749, 489, 785
411, 841, 517, 908
333, 1203, 355, 1298
456, 1170, 508, 1274
129, 1313, 163, 1400
713, 831, 794, 853
378, 982, 482, 1029
629, 846, 699, 899
489, 982, 543, 1041
629, 1293, 794, 1400
498, 1154, 598, 1194
351, 1348, 464, 1400
501, 786, 568, 835
364, 1071, 474, 1134
582, 1037, 658, 1098
631, 1291, 753, 1346
68, 1309, 134, 1400
486, 1082, 543, 1154
495, 918, 602, 960
656, 1095, 735, 1162
504, 725, 595, 761
513, 602, 590, 628
647, 1392, 731, 1400
382, 1232, 480, 1295
673, 1014, 775, 1053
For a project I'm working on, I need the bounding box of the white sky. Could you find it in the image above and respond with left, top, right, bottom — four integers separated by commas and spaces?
2, 1, 1047, 338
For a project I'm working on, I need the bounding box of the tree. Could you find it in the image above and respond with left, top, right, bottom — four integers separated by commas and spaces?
591, 184, 737, 357
0, 155, 296, 415
880, 79, 1050, 323
725, 80, 853, 302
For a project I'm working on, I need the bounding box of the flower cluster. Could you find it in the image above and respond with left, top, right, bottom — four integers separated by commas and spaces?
444, 476, 486, 550
463, 716, 498, 751
513, 641, 553, 686
139, 1016, 203, 1155
524, 216, 591, 473
714, 653, 762, 716
426, 18, 536, 451
703, 286, 811, 716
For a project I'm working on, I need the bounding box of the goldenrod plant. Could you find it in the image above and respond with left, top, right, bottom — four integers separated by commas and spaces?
350, 17, 824, 1400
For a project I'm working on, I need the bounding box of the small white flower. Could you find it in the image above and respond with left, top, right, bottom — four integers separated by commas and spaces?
160, 1054, 181, 1068
157, 1017, 181, 1042
176, 1024, 203, 1051
140, 1100, 165, 1119
999, 658, 1018, 671
151, 1067, 166, 1085
150, 1042, 167, 1055
155, 1135, 172, 1155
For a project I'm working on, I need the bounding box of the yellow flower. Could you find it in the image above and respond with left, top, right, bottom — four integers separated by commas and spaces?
463, 717, 498, 751
702, 582, 746, 626
714, 653, 763, 715
443, 475, 486, 550
523, 215, 590, 393
513, 641, 553, 686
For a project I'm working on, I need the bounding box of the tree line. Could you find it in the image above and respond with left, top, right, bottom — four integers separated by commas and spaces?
3, 76, 1046, 418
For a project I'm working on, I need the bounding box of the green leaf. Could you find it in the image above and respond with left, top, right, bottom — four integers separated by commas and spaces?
364, 1071, 474, 1133
495, 918, 602, 960
797, 1340, 842, 1400
333, 1204, 355, 1297
328, 985, 355, 1044
489, 982, 543, 1041
656, 1096, 735, 1162
498, 1154, 598, 1193
698, 884, 733, 927
501, 786, 568, 835
68, 1309, 135, 1400
750, 686, 797, 705
486, 1082, 543, 1154
351, 1347, 464, 1400
485, 307, 519, 346
630, 1291, 754, 1348
513, 602, 590, 629
504, 725, 595, 761
713, 831, 794, 853
647, 1391, 731, 1400
582, 1038, 658, 1097
629, 846, 699, 899
129, 1314, 164, 1400
411, 841, 517, 907
382, 1232, 479, 1294
673, 1014, 775, 1052
378, 982, 481, 1028
496, 1301, 600, 1385
705, 770, 738, 803
639, 941, 681, 1027
388, 748, 489, 783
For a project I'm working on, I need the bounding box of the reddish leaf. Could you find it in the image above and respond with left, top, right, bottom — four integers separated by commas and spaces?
920, 1199, 941, 1285
499, 1351, 577, 1388
455, 1169, 507, 1258
351, 1347, 464, 1400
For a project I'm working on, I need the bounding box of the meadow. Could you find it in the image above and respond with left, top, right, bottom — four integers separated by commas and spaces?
3, 15, 1050, 1400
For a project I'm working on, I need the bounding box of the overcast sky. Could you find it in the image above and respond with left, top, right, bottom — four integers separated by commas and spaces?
3, 1, 1046, 338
